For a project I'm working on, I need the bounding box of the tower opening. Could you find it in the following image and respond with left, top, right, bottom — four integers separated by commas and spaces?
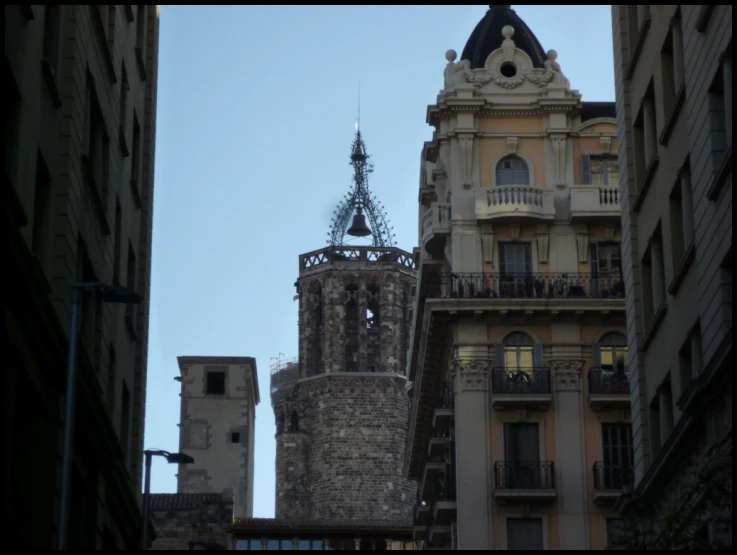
344, 284, 360, 372
366, 285, 381, 372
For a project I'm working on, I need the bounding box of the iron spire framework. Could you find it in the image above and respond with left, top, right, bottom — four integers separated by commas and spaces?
327, 128, 396, 248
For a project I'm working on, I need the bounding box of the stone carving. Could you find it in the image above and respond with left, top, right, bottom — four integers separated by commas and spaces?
600, 136, 612, 154
506, 136, 519, 154
550, 135, 567, 186
544, 49, 570, 88
551, 359, 584, 391
459, 135, 474, 188
501, 25, 516, 61
443, 49, 472, 89
452, 359, 490, 392
536, 230, 549, 263
576, 225, 589, 263
442, 47, 557, 90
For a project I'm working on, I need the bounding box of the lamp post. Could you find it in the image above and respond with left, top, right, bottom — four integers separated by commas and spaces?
57, 282, 141, 551
141, 449, 195, 550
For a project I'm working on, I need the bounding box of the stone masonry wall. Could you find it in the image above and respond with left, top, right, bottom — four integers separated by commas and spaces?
150, 493, 233, 551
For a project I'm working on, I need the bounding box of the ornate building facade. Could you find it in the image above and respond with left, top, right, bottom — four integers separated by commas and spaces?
611, 5, 731, 549
406, 6, 631, 550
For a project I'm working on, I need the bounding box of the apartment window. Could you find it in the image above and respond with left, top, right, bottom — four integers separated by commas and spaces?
601, 423, 634, 489
606, 518, 626, 550
119, 62, 129, 148
86, 72, 110, 202
626, 6, 640, 60
135, 5, 147, 78
641, 231, 666, 328
206, 371, 225, 395
653, 375, 675, 450
42, 6, 62, 76
678, 323, 703, 391
632, 112, 647, 190
596, 332, 628, 373
231, 432, 240, 444
707, 60, 730, 174
499, 243, 532, 278
590, 242, 623, 297
131, 112, 141, 206
642, 85, 658, 165
496, 155, 529, 186
120, 382, 131, 467
660, 17, 685, 119
507, 518, 543, 550
107, 344, 116, 416
582, 155, 619, 186
32, 151, 53, 267
113, 199, 122, 284
106, 5, 116, 47
503, 332, 534, 369
125, 243, 137, 328
77, 239, 102, 374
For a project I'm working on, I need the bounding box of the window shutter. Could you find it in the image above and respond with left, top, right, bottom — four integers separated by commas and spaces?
524, 243, 532, 274
592, 342, 602, 369
495, 343, 505, 369
499, 244, 507, 274
533, 343, 544, 368
581, 154, 591, 185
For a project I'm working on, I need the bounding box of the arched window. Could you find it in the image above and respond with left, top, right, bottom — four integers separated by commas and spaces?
503, 332, 535, 369
290, 411, 299, 433
496, 155, 530, 186
598, 332, 627, 373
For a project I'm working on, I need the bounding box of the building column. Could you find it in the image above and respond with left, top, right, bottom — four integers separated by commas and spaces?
452, 324, 492, 550
659, 387, 674, 439
552, 359, 589, 550
650, 239, 665, 309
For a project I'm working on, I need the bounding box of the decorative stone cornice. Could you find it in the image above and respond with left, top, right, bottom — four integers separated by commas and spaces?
551, 359, 584, 392
506, 136, 519, 154
451, 359, 490, 392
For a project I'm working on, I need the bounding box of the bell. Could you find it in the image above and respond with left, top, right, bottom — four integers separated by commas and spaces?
347, 209, 372, 237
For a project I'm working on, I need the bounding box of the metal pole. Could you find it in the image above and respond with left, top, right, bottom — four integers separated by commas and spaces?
57, 286, 82, 551
141, 451, 153, 550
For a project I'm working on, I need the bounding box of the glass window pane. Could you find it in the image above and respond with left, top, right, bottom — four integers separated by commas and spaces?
312, 540, 324, 550
298, 540, 310, 550
282, 539, 294, 550
267, 539, 279, 550
235, 540, 248, 551
251, 539, 263, 551
601, 347, 614, 370
507, 518, 543, 550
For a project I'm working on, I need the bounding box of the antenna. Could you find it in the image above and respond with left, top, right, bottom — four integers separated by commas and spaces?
356, 84, 361, 131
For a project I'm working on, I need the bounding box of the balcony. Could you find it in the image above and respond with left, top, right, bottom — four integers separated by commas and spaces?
476, 186, 555, 222
569, 186, 621, 224
493, 461, 557, 503
592, 462, 634, 505
588, 368, 631, 410
491, 368, 552, 410
420, 462, 448, 503
422, 273, 625, 300
432, 378, 455, 433
422, 203, 451, 256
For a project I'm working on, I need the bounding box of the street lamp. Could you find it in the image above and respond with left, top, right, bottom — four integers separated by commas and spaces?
141, 449, 195, 550
57, 282, 141, 551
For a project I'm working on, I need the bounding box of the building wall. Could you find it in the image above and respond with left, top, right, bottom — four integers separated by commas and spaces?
177, 357, 258, 520
5, 5, 159, 550
150, 493, 233, 551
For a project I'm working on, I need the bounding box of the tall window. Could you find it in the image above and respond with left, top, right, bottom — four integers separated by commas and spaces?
120, 382, 131, 467
598, 332, 627, 373
601, 423, 634, 488
507, 518, 543, 550
344, 284, 359, 372
582, 155, 619, 186
206, 371, 225, 395
32, 151, 52, 268
707, 63, 729, 173
590, 242, 623, 297
503, 332, 534, 369
499, 243, 532, 277
125, 242, 137, 329
42, 6, 62, 77
496, 155, 529, 186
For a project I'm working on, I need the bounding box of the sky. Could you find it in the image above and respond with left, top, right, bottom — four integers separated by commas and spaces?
145, 5, 615, 517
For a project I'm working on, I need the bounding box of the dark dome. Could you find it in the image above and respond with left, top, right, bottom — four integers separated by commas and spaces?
461, 5, 547, 69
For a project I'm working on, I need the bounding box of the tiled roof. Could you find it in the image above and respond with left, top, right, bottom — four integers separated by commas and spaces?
149, 493, 227, 511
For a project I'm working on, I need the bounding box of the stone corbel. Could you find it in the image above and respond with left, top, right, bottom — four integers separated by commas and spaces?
599, 136, 612, 154
550, 134, 567, 188
481, 224, 494, 263
509, 224, 521, 241
459, 135, 474, 190
506, 136, 519, 154
451, 359, 490, 392
551, 359, 584, 392
575, 224, 589, 263
536, 224, 550, 264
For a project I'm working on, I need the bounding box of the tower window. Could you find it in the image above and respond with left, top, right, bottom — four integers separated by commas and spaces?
206, 371, 225, 395
231, 432, 240, 444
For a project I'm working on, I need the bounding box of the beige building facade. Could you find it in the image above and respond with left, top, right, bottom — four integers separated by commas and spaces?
5, 5, 159, 550
611, 4, 731, 549
406, 6, 631, 550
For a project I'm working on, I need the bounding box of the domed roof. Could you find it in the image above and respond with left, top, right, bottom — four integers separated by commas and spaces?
461, 5, 547, 69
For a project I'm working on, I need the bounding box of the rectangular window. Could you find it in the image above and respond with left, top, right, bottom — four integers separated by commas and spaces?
507, 518, 543, 550
107, 344, 116, 416
606, 518, 626, 550
669, 178, 686, 264
131, 111, 142, 207
660, 27, 677, 117
601, 424, 634, 488
505, 423, 540, 464
632, 111, 647, 190
32, 151, 52, 267
119, 62, 129, 146
590, 242, 623, 298
121, 381, 131, 467
86, 72, 110, 203
708, 67, 728, 172
126, 242, 137, 327
206, 372, 226, 395
231, 432, 240, 444
499, 243, 532, 276
588, 155, 619, 186
113, 199, 122, 284
42, 6, 62, 76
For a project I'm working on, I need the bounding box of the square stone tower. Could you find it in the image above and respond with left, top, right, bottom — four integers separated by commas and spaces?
176, 356, 259, 519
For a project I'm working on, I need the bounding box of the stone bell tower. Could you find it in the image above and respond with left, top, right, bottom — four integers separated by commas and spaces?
271, 127, 416, 523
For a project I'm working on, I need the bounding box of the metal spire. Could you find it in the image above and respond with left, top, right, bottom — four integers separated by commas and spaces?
327, 112, 396, 248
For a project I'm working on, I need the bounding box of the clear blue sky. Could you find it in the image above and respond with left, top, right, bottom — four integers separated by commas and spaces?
145, 5, 615, 517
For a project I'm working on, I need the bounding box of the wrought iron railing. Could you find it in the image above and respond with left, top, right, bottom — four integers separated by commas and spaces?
494, 461, 555, 489
421, 272, 624, 300
599, 187, 620, 206
439, 462, 457, 502
589, 368, 630, 395
438, 376, 455, 409
593, 462, 634, 490
492, 368, 551, 395
299, 246, 416, 272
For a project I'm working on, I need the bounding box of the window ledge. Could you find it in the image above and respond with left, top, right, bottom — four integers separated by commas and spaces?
135, 47, 148, 82
640, 303, 667, 353
659, 84, 686, 146
130, 177, 142, 209
706, 144, 732, 201
632, 157, 660, 213
667, 242, 695, 296
625, 15, 652, 80
119, 126, 130, 157
90, 6, 117, 84
41, 60, 63, 108
696, 5, 715, 32
81, 154, 112, 235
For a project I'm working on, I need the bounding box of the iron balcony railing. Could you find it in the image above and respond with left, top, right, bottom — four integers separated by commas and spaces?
494, 461, 555, 489
589, 368, 630, 395
438, 377, 455, 409
421, 272, 625, 300
593, 462, 634, 490
492, 368, 551, 395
